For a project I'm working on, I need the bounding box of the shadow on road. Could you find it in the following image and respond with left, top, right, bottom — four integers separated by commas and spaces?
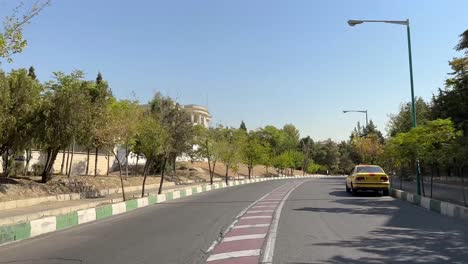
298, 190, 468, 263
313, 226, 468, 264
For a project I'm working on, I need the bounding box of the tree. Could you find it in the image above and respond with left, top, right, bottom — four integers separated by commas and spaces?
28, 66, 36, 80
239, 121, 247, 132
387, 97, 431, 137
242, 132, 268, 179
352, 133, 383, 164
194, 125, 222, 184
0, 1, 51, 63
218, 127, 245, 185
134, 114, 167, 197
149, 92, 195, 194
455, 29, 468, 53
35, 71, 89, 182
312, 139, 340, 173
107, 99, 141, 199
300, 136, 314, 175
86, 72, 113, 176
0, 69, 42, 176
338, 141, 355, 174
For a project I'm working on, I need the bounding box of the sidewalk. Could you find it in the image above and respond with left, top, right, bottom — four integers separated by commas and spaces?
0, 182, 204, 227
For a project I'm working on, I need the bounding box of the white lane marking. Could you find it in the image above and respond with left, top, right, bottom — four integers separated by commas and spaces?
242, 215, 272, 219
223, 233, 266, 242
262, 199, 282, 201
252, 205, 277, 208
257, 202, 279, 204
246, 210, 274, 213
261, 180, 309, 263
207, 249, 261, 262
233, 223, 270, 229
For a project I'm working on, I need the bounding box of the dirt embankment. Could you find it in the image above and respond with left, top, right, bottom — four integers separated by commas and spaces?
0, 162, 302, 202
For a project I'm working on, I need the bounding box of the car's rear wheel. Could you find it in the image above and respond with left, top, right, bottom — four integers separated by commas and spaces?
382, 189, 389, 196
346, 183, 351, 193
351, 184, 358, 196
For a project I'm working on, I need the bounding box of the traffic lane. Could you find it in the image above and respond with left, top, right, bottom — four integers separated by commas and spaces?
0, 180, 288, 264
274, 178, 468, 264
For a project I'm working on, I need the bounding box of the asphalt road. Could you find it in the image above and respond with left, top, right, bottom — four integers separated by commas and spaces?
274, 178, 468, 264
0, 180, 287, 264
1, 177, 467, 264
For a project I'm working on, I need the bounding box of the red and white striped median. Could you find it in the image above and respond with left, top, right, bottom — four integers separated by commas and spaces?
205, 181, 305, 264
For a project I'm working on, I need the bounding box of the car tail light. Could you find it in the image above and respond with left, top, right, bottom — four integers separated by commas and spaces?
380, 176, 389, 182
356, 177, 365, 182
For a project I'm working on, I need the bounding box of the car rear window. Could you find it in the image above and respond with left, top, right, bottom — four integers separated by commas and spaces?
356, 166, 384, 173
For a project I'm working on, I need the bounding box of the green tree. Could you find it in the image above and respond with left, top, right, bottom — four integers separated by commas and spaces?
35, 71, 89, 182
0, 69, 42, 176
218, 127, 246, 185
0, 1, 51, 63
134, 114, 168, 197
242, 132, 268, 179
387, 97, 431, 137
149, 92, 195, 194
107, 99, 141, 199
338, 141, 355, 174
239, 121, 247, 132
193, 125, 223, 184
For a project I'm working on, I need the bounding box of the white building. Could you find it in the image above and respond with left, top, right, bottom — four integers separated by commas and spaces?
183, 104, 212, 128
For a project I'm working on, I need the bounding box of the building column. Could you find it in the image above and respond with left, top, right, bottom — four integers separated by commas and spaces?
191, 113, 194, 123
198, 114, 202, 125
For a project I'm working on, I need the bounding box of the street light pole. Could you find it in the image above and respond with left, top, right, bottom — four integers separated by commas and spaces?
348, 18, 422, 195
343, 110, 368, 127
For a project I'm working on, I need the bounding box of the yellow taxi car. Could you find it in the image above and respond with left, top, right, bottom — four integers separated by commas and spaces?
346, 165, 390, 196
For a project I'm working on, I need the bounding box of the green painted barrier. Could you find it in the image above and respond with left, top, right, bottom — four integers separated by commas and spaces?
56, 212, 79, 230
126, 199, 138, 211
96, 205, 113, 220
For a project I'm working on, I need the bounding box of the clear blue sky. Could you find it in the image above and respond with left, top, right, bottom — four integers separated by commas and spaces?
1, 0, 467, 141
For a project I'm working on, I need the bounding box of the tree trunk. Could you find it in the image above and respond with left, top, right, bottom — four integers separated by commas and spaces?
41, 149, 59, 183
67, 139, 75, 177
430, 165, 434, 198
141, 160, 151, 198
4, 149, 9, 177
172, 156, 176, 180
94, 147, 99, 176
23, 149, 32, 176
225, 164, 229, 185
158, 157, 168, 194
459, 166, 467, 207
211, 160, 217, 185
60, 149, 66, 175
86, 148, 90, 175
125, 143, 129, 179
106, 153, 110, 176
248, 166, 251, 180
207, 157, 213, 185
135, 155, 139, 176
113, 150, 126, 201
65, 147, 71, 176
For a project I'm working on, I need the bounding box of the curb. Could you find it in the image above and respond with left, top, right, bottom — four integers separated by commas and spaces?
390, 188, 468, 222
0, 175, 323, 246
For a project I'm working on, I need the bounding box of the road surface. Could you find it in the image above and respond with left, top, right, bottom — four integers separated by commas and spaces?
0, 178, 467, 264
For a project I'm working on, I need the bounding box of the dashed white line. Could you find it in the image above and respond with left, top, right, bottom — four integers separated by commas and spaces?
207, 249, 261, 262
223, 233, 266, 242
233, 223, 270, 229
246, 210, 274, 213
242, 215, 272, 219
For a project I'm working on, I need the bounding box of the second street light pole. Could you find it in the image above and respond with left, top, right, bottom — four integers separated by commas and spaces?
343, 110, 368, 127
348, 18, 422, 195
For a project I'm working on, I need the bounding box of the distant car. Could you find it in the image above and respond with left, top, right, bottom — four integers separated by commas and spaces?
346, 165, 390, 196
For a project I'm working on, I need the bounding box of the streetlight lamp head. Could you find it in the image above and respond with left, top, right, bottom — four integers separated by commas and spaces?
347, 20, 363, 26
